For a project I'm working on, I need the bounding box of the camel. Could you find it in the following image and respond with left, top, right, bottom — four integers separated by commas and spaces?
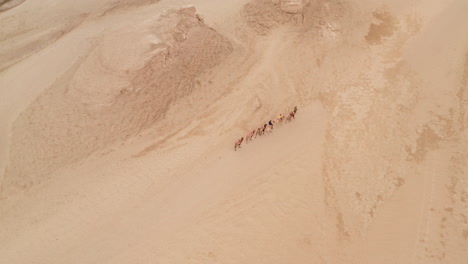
255, 127, 263, 137
234, 137, 244, 151
246, 130, 255, 143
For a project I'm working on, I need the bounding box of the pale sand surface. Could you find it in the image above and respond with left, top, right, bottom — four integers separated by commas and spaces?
0, 0, 467, 263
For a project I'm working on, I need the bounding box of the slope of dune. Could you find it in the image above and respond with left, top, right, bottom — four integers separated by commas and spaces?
0, 0, 467, 263
2, 5, 233, 195
0, 0, 25, 12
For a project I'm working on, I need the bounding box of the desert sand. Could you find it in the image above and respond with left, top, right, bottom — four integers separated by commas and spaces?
0, 0, 467, 263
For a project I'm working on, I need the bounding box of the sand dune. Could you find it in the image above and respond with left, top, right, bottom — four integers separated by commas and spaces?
3, 6, 233, 194
0, 0, 467, 263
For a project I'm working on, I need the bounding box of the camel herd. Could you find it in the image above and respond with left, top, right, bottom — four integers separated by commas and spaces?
234, 106, 297, 151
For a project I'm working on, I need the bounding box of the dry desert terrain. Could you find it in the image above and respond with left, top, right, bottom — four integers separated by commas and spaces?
0, 0, 467, 263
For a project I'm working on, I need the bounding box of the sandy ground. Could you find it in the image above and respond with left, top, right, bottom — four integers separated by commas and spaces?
0, 0, 467, 263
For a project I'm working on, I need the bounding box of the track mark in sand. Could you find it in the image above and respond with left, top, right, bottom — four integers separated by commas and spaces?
132, 127, 184, 158
336, 212, 350, 239
132, 114, 213, 158
413, 161, 436, 261
132, 125, 190, 158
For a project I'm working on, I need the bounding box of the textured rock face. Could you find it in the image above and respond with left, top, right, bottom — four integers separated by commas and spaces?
279, 0, 309, 14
